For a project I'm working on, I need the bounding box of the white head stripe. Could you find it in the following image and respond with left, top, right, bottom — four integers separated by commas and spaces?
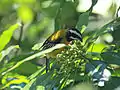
69, 36, 80, 40
69, 30, 82, 38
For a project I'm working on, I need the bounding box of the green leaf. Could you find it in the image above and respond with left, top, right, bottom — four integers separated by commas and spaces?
1, 44, 66, 75
35, 71, 54, 85
99, 77, 120, 90
87, 52, 101, 59
32, 42, 43, 51
17, 5, 34, 23
58, 76, 68, 90
30, 70, 54, 90
101, 52, 120, 65
0, 62, 16, 76
112, 68, 120, 77
76, 12, 90, 30
22, 78, 36, 90
87, 43, 106, 53
0, 45, 19, 62
36, 86, 45, 90
69, 83, 97, 90
22, 67, 46, 90
28, 66, 46, 80
91, 0, 98, 6
1, 73, 29, 89
80, 0, 98, 20
40, 0, 61, 18
0, 23, 20, 51
14, 62, 38, 75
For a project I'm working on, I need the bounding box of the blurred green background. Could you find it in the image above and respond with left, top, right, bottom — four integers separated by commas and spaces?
0, 0, 118, 52
0, 0, 120, 90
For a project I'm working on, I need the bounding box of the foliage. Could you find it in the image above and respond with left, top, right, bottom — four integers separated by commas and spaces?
0, 0, 120, 90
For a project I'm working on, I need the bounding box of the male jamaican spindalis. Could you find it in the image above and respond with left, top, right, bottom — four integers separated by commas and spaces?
41, 28, 82, 72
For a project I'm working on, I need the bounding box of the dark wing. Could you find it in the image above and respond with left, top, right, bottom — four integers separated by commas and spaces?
41, 37, 63, 50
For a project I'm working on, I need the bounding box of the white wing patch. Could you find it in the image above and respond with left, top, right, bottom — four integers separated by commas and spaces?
69, 36, 80, 40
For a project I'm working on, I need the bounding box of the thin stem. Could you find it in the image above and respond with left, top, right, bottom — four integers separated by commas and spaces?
1, 44, 66, 76
116, 6, 120, 18
46, 57, 49, 73
18, 22, 24, 46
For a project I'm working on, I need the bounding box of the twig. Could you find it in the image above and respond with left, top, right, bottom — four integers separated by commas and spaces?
1, 44, 66, 76
116, 6, 120, 18
18, 22, 24, 46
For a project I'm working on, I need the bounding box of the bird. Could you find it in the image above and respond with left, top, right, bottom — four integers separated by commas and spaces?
40, 28, 82, 72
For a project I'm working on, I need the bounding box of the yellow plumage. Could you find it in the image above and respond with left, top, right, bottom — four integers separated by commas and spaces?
41, 28, 82, 72
41, 28, 82, 58
50, 30, 65, 41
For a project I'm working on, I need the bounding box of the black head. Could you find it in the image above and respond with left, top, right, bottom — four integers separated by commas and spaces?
66, 28, 82, 42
